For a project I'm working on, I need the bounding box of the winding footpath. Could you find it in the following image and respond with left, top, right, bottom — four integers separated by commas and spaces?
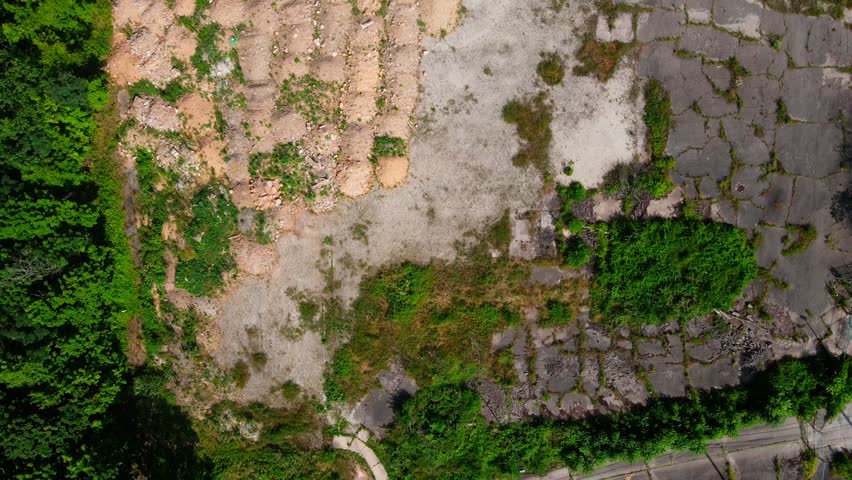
332, 434, 389, 480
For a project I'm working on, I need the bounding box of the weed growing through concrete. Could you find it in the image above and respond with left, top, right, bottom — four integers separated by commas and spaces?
502, 92, 553, 173
573, 31, 632, 82
537, 51, 565, 86
781, 224, 817, 256
278, 74, 342, 127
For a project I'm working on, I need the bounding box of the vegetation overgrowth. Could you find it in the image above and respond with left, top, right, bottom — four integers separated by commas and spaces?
592, 219, 757, 325
324, 251, 587, 402
175, 185, 239, 296
377, 351, 852, 478
573, 33, 631, 82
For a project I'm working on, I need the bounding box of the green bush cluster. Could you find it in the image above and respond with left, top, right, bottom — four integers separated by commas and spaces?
555, 181, 593, 267
833, 450, 852, 479
592, 219, 757, 326
248, 142, 314, 200
377, 352, 852, 478
175, 185, 239, 296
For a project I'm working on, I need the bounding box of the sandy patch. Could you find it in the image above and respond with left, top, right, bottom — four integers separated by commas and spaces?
419, 0, 462, 36
232, 237, 280, 276
131, 96, 181, 131
178, 92, 215, 134
231, 179, 284, 210
376, 156, 409, 188
592, 195, 623, 221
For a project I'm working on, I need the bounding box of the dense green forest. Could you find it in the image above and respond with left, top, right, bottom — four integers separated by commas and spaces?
0, 0, 137, 477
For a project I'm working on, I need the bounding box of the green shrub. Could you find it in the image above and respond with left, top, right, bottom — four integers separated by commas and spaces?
802, 449, 818, 479
537, 51, 565, 86
502, 93, 553, 172
567, 218, 586, 234
128, 78, 191, 104
562, 236, 591, 268
175, 185, 239, 296
592, 219, 757, 326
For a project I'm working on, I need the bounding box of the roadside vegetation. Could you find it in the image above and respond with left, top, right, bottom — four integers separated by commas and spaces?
376, 351, 852, 478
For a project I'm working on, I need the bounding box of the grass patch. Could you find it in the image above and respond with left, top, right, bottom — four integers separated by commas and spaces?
592, 219, 757, 326
600, 80, 674, 203
644, 79, 672, 159
782, 224, 817, 256
502, 92, 553, 173
573, 33, 631, 82
372, 135, 407, 159
175, 185, 239, 296
278, 74, 342, 127
248, 143, 314, 200
128, 78, 192, 104
536, 51, 565, 86
541, 300, 574, 327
